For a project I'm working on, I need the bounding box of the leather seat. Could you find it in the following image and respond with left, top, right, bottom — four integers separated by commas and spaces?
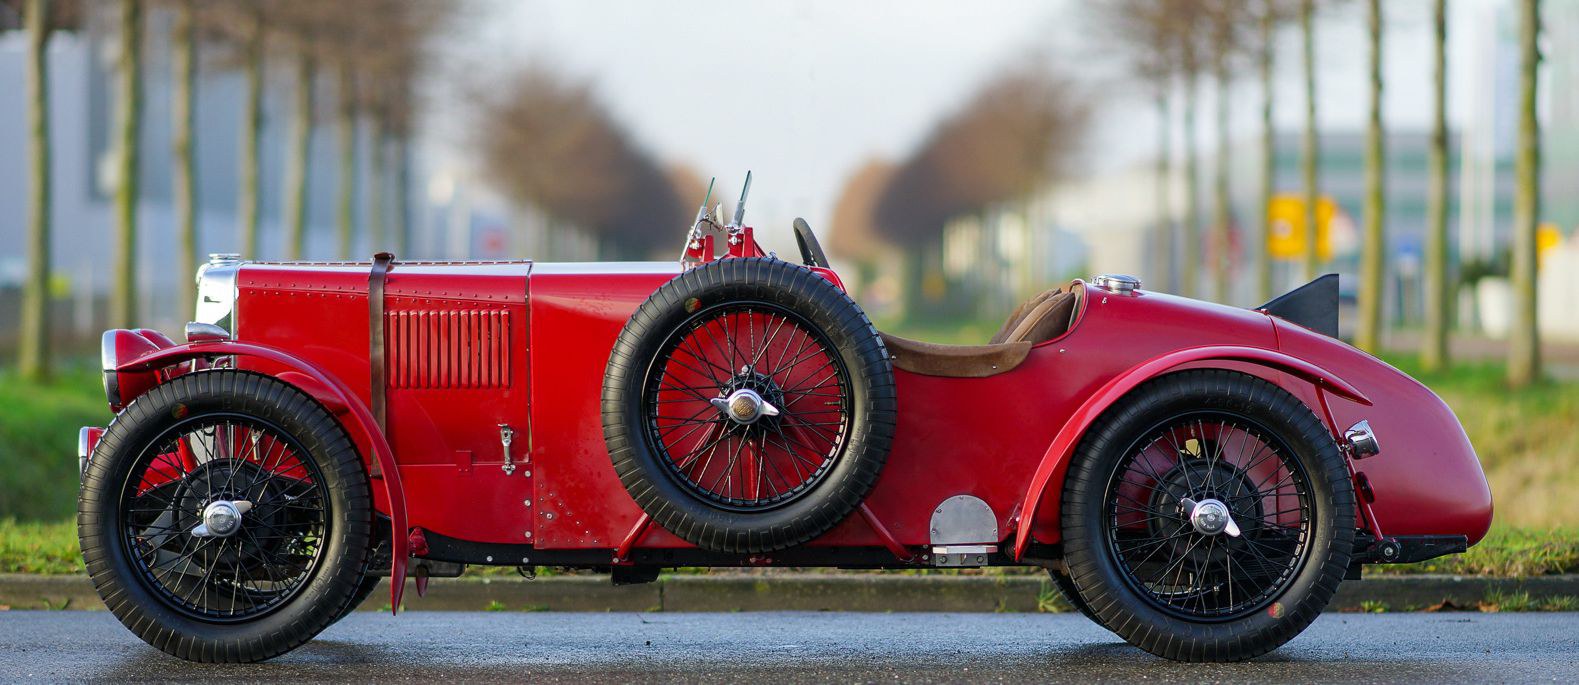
881, 282, 1083, 378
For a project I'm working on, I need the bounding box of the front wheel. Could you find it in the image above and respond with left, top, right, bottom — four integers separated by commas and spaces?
79, 371, 373, 663
1060, 370, 1355, 662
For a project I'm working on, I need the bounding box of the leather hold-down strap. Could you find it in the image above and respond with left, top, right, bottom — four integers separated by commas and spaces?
368, 252, 394, 476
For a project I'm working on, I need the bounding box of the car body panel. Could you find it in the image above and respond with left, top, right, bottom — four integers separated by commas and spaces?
94, 258, 1493, 572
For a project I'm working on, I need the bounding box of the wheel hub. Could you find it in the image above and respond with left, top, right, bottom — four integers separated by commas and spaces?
193, 499, 251, 538
711, 368, 784, 426
1182, 497, 1239, 537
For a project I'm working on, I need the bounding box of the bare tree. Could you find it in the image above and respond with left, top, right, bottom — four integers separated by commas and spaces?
170, 0, 197, 313
1299, 0, 1321, 281
1508, 0, 1542, 386
1084, 0, 1193, 293
276, 3, 323, 260
1355, 0, 1386, 353
1203, 0, 1254, 304
111, 0, 143, 327
1255, 1, 1295, 303
828, 159, 897, 262
875, 63, 1085, 246
17, 0, 52, 379
474, 66, 685, 259
1421, 0, 1451, 371
334, 62, 357, 258
240, 4, 264, 258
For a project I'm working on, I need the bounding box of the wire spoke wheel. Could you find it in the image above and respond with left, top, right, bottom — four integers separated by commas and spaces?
119, 414, 329, 622
1105, 411, 1313, 621
1061, 370, 1354, 662
644, 301, 853, 510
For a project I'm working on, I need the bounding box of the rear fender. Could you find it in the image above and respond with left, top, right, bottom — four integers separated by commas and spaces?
114, 340, 412, 613
1011, 345, 1371, 560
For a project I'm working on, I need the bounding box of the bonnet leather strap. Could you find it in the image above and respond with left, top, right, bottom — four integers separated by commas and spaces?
368, 252, 395, 476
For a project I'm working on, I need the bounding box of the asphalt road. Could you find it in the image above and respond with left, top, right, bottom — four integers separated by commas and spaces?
2, 611, 1576, 683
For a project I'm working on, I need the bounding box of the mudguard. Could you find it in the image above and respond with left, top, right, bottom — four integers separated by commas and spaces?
1011, 344, 1370, 560
113, 340, 412, 613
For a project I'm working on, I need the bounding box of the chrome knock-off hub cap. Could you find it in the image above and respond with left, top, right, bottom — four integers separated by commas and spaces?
1180, 497, 1240, 537
191, 499, 252, 538
710, 388, 781, 425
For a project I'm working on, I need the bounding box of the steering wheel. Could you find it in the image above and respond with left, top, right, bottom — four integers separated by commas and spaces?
792, 218, 830, 268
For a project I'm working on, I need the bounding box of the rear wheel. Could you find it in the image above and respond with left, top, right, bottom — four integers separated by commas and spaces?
79, 371, 372, 663
1047, 570, 1097, 621
1060, 370, 1355, 662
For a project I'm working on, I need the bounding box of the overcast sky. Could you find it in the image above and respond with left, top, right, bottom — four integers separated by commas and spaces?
430, 0, 1526, 248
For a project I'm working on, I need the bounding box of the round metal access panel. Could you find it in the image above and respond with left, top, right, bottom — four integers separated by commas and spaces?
641, 300, 854, 512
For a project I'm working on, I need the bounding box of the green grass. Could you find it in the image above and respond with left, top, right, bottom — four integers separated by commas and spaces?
0, 364, 110, 521
0, 518, 83, 574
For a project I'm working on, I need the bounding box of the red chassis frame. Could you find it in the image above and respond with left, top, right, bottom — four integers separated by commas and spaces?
98, 234, 1493, 613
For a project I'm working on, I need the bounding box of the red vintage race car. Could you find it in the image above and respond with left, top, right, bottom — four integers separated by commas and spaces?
79, 177, 1491, 663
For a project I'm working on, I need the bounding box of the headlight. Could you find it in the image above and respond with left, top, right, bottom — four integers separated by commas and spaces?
101, 329, 121, 408
195, 253, 241, 334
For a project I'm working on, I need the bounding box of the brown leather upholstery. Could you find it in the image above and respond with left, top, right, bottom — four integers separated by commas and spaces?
880, 333, 1032, 378
1004, 290, 1077, 344
989, 289, 1056, 344
879, 281, 1084, 379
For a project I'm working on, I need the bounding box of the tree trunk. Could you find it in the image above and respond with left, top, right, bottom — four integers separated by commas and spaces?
369, 111, 387, 251
1356, 0, 1386, 353
1300, 0, 1321, 282
336, 64, 357, 259
1422, 0, 1451, 372
19, 0, 52, 381
285, 52, 316, 260
1508, 0, 1542, 387
1154, 90, 1174, 293
238, 8, 263, 258
1182, 69, 1201, 299
112, 0, 142, 328
396, 136, 411, 256
172, 0, 197, 319
1257, 4, 1276, 303
1212, 55, 1233, 304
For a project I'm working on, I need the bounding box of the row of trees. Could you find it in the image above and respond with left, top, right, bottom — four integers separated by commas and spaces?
873, 62, 1086, 245
10, 0, 446, 381
1094, 0, 1545, 387
472, 66, 689, 259
863, 62, 1087, 313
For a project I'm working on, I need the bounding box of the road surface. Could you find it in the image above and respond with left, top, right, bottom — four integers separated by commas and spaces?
2, 611, 1576, 683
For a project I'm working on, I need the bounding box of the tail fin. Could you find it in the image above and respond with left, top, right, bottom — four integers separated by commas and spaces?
1257, 274, 1339, 338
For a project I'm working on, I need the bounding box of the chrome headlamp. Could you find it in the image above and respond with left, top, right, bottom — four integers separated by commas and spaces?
194, 253, 241, 335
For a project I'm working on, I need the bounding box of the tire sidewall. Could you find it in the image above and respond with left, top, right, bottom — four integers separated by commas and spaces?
79, 370, 371, 659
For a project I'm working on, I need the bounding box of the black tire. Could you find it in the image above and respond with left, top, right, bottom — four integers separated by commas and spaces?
1061, 369, 1355, 662
603, 257, 896, 553
1047, 570, 1098, 621
336, 575, 383, 621
79, 370, 373, 663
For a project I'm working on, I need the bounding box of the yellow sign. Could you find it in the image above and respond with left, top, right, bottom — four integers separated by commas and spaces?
1266, 194, 1339, 261
1537, 222, 1562, 266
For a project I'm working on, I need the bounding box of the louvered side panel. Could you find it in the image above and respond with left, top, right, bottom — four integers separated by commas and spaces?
386, 309, 511, 389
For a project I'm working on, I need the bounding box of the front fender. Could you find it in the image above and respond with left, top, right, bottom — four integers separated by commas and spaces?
115, 340, 412, 613
1011, 345, 1370, 560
